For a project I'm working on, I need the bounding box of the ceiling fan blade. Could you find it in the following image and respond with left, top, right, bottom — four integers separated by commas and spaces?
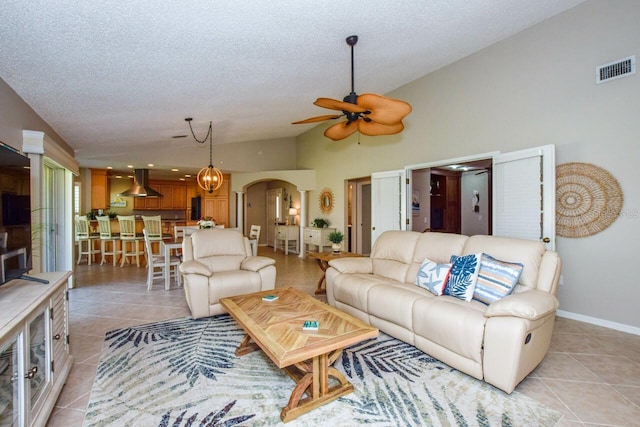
314, 97, 367, 113
358, 120, 405, 136
357, 93, 412, 125
324, 120, 359, 141
292, 114, 342, 124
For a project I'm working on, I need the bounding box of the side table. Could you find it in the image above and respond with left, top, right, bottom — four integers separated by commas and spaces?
308, 251, 365, 294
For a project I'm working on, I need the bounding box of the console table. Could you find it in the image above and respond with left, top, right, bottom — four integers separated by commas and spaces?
302, 227, 335, 254
0, 271, 73, 426
274, 225, 299, 255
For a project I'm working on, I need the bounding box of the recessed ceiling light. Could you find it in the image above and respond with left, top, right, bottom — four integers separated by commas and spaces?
106, 166, 112, 169
115, 175, 122, 178
184, 174, 191, 178
147, 163, 154, 167
171, 168, 179, 172
127, 175, 133, 178
179, 178, 185, 181
127, 165, 133, 168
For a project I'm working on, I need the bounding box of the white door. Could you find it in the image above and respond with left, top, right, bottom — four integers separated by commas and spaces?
266, 188, 283, 247
493, 144, 556, 250
371, 169, 406, 248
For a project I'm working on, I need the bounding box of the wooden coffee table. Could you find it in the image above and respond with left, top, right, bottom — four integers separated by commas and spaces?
220, 287, 378, 423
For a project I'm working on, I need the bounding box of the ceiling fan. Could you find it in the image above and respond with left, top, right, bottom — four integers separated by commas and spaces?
292, 35, 412, 141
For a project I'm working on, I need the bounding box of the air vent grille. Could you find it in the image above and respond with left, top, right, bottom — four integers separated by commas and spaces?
596, 55, 635, 84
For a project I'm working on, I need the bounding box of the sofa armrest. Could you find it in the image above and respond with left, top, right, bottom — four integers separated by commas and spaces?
484, 290, 559, 320
241, 256, 276, 272
179, 260, 212, 277
327, 257, 373, 274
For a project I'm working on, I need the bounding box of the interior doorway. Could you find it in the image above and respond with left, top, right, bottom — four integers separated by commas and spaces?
409, 159, 492, 236
346, 177, 371, 255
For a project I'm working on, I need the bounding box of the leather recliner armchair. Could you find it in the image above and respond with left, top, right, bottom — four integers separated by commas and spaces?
179, 228, 276, 319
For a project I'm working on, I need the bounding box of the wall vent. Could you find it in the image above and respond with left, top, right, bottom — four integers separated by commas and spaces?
596, 55, 635, 84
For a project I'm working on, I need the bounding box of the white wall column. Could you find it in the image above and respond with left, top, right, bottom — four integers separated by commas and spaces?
235, 191, 244, 233
298, 190, 307, 258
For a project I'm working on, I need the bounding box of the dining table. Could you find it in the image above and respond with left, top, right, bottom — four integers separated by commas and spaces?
161, 237, 183, 290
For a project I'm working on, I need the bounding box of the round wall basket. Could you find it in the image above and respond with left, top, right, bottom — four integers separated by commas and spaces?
556, 162, 623, 238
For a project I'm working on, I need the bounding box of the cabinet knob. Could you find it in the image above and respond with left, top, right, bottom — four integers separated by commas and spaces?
54, 333, 61, 340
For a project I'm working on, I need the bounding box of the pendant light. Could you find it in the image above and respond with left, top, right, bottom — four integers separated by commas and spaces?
185, 118, 224, 193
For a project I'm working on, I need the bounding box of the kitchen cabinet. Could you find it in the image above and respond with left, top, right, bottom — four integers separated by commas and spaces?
203, 198, 229, 227
0, 271, 73, 427
199, 174, 231, 225
90, 169, 109, 209
274, 225, 299, 254
303, 227, 335, 254
133, 182, 188, 210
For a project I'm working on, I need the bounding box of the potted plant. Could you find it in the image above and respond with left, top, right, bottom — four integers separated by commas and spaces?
328, 230, 344, 254
312, 218, 329, 228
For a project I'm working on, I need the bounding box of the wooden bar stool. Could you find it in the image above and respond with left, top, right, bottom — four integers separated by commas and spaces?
97, 216, 122, 266
74, 216, 100, 265
117, 215, 144, 267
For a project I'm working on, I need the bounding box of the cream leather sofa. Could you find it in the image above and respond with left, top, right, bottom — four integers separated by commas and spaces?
179, 228, 276, 319
325, 230, 561, 393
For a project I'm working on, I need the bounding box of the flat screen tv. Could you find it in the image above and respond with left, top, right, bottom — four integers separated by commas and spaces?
0, 141, 33, 286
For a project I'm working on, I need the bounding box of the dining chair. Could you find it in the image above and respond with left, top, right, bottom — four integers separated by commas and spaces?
174, 225, 199, 241
96, 216, 122, 266
143, 229, 181, 290
74, 215, 101, 265
248, 224, 261, 256
117, 215, 145, 267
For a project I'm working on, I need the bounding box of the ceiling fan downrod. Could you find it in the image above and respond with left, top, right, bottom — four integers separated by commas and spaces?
345, 35, 358, 104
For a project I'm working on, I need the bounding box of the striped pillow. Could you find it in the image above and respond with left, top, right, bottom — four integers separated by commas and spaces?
473, 253, 524, 305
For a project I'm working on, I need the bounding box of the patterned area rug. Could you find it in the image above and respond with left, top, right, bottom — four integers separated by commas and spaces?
83, 315, 561, 426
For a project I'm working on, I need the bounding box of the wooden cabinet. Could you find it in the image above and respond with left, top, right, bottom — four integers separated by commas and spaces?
303, 227, 335, 254
199, 174, 231, 226
90, 169, 109, 209
430, 172, 460, 234
274, 225, 299, 255
133, 181, 188, 210
0, 272, 73, 427
203, 198, 229, 227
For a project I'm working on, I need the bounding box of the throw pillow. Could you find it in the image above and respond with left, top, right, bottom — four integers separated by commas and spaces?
445, 253, 481, 301
473, 253, 524, 305
415, 258, 452, 296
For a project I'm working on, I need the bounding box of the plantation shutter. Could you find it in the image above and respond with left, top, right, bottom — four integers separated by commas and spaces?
493, 145, 556, 250
371, 169, 406, 247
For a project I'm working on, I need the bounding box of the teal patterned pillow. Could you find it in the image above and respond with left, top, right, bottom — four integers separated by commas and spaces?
415, 258, 452, 296
445, 253, 481, 301
473, 253, 523, 305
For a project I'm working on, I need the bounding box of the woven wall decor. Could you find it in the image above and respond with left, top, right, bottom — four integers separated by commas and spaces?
556, 162, 623, 238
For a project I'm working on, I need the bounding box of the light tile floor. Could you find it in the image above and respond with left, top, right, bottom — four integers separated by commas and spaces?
47, 247, 640, 426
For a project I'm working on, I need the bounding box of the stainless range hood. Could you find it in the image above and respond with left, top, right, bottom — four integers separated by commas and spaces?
118, 169, 162, 197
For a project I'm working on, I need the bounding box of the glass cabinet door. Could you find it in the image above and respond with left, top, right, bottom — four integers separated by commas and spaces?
26, 309, 50, 418
0, 335, 21, 427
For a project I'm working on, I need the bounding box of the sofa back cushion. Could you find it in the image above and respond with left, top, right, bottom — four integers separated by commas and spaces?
186, 229, 249, 272
461, 235, 545, 292
370, 231, 421, 283
406, 232, 468, 284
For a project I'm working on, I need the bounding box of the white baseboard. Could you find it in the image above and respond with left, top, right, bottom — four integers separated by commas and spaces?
556, 310, 640, 336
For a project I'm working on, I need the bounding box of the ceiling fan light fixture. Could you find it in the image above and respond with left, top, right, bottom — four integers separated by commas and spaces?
293, 35, 411, 141
185, 118, 224, 193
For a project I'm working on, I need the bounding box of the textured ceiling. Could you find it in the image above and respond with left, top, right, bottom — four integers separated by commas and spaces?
0, 0, 583, 176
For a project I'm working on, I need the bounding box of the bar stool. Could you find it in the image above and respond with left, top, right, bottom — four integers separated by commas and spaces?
75, 216, 100, 265
117, 215, 144, 267
97, 216, 122, 266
